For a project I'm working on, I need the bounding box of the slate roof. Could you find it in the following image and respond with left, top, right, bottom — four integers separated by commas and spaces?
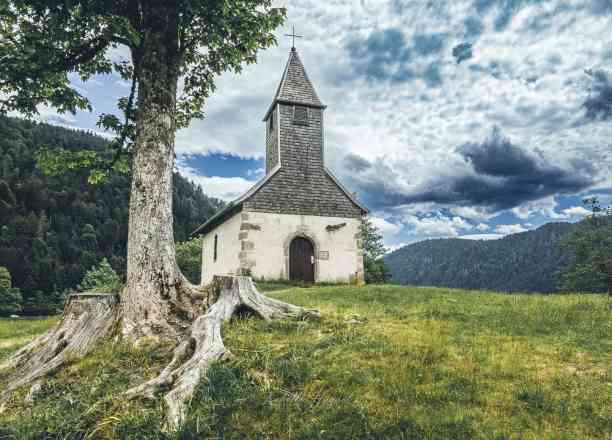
263, 48, 326, 121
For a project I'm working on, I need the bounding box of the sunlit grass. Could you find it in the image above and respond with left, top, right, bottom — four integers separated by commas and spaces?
0, 317, 59, 360
0, 285, 610, 439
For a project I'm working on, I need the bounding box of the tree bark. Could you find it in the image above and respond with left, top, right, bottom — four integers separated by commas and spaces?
1, 277, 319, 430
0, 294, 119, 407
125, 276, 319, 430
120, 1, 193, 341
0, 1, 323, 430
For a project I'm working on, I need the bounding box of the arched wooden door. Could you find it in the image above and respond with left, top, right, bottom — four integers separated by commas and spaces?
289, 237, 315, 282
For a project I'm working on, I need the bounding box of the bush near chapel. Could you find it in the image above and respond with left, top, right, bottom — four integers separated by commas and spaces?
360, 217, 392, 284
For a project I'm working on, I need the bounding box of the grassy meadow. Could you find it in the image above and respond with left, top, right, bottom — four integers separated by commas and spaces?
0, 285, 611, 439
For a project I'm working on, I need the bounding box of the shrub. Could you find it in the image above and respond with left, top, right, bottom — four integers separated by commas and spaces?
78, 258, 122, 293
0, 266, 22, 315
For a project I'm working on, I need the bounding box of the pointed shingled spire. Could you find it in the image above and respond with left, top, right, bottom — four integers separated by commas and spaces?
264, 49, 325, 120
276, 49, 323, 106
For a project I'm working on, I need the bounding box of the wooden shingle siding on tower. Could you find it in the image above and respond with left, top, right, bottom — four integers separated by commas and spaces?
265, 106, 279, 173
196, 48, 367, 285
245, 104, 363, 218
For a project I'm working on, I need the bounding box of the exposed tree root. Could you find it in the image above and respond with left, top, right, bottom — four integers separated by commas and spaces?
0, 276, 318, 431
125, 276, 319, 430
0, 293, 119, 407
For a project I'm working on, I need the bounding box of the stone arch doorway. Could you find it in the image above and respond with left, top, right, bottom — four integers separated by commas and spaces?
289, 237, 315, 282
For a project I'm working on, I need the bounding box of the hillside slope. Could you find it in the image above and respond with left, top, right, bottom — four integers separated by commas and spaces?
0, 116, 223, 313
385, 222, 576, 293
1, 285, 610, 438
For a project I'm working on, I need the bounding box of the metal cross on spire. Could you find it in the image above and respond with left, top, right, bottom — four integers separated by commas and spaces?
284, 25, 303, 50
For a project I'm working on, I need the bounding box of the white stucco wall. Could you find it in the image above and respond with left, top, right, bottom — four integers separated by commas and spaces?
201, 212, 242, 285
200, 209, 363, 285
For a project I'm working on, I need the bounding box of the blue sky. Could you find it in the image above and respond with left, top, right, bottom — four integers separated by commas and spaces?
30, 0, 612, 249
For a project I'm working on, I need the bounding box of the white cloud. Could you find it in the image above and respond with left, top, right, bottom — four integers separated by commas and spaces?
511, 196, 565, 220
494, 224, 529, 235
177, 162, 256, 201
458, 233, 504, 240
476, 223, 490, 231
14, 0, 612, 245
370, 216, 402, 235
450, 206, 497, 221
385, 242, 408, 253
561, 206, 590, 217
404, 214, 473, 238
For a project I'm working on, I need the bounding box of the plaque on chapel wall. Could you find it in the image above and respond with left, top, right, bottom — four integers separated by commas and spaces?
318, 251, 329, 260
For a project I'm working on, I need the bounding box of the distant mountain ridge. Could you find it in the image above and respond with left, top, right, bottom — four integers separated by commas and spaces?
384, 222, 577, 293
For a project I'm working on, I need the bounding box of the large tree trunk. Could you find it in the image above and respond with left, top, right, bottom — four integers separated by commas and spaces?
0, 2, 322, 430
121, 1, 192, 341
125, 276, 319, 430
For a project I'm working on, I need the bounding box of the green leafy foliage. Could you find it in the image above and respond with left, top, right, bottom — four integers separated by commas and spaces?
360, 217, 392, 284
0, 116, 223, 314
0, 266, 22, 315
561, 198, 612, 293
78, 257, 122, 293
0, 0, 286, 179
176, 236, 203, 285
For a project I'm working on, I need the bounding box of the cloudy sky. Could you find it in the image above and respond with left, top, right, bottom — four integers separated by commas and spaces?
40, 0, 612, 249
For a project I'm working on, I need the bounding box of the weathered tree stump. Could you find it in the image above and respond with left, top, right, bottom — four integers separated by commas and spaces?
0, 276, 318, 430
0, 293, 119, 406
126, 275, 319, 430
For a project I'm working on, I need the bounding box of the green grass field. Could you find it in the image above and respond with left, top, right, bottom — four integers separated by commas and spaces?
1, 285, 611, 439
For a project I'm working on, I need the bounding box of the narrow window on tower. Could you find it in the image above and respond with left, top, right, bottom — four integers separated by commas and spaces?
213, 234, 218, 262
293, 105, 309, 126
268, 112, 274, 132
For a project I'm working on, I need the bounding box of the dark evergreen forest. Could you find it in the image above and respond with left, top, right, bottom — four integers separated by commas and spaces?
384, 222, 579, 293
0, 116, 223, 314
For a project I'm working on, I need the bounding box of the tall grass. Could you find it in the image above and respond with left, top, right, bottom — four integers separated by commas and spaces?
0, 286, 610, 439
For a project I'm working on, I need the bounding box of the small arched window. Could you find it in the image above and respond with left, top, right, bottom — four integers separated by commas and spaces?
213, 234, 218, 262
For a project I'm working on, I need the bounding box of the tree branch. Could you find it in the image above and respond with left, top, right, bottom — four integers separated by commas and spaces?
59, 37, 110, 72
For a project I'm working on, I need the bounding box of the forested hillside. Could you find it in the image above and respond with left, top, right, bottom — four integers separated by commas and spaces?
0, 116, 223, 314
385, 222, 578, 293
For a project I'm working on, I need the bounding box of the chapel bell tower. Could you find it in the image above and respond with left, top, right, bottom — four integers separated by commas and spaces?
262, 48, 327, 175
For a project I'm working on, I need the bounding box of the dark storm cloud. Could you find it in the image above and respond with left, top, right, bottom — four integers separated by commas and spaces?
344, 28, 446, 86
591, 0, 612, 14
452, 43, 473, 64
423, 63, 443, 87
463, 16, 484, 38
412, 32, 447, 56
583, 69, 612, 121
471, 0, 589, 31
343, 153, 372, 173
345, 28, 413, 83
339, 129, 595, 211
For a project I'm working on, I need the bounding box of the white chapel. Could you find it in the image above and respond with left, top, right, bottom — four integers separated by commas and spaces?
193, 47, 368, 284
